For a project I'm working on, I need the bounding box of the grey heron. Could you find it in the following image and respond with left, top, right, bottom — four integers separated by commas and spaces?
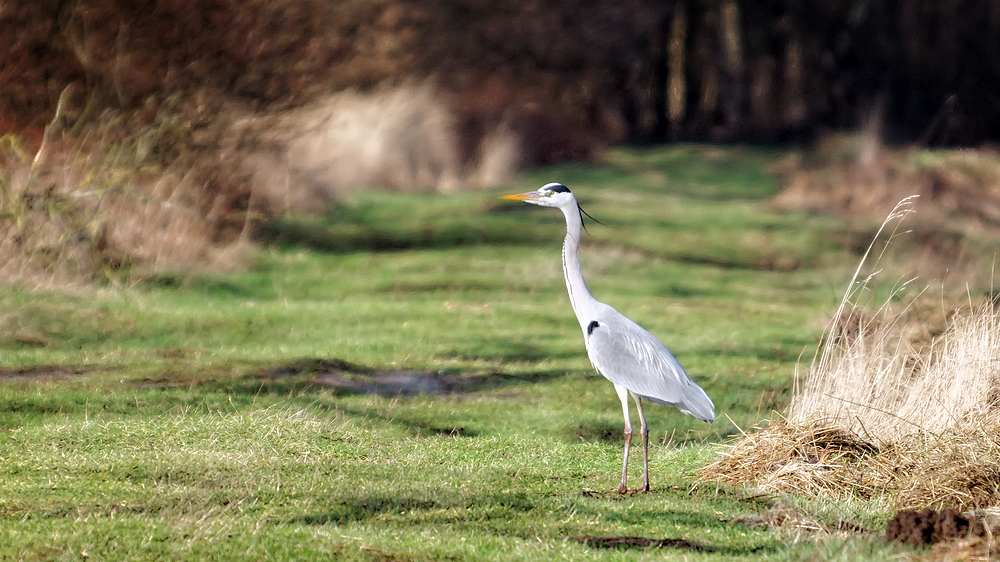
502, 183, 715, 493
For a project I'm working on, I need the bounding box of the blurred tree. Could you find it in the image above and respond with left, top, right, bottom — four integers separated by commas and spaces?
2, 0, 999, 156
666, 0, 688, 138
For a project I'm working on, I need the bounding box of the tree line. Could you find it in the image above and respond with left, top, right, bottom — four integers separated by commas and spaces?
2, 0, 997, 157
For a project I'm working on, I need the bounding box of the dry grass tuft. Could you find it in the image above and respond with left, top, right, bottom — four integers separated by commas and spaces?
0, 89, 253, 284
275, 84, 461, 197
701, 198, 1000, 512
790, 297, 1000, 443
469, 116, 522, 188
702, 418, 1000, 511
700, 419, 887, 502
789, 197, 1000, 443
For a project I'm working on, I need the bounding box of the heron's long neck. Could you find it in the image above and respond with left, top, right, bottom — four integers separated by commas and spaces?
560, 204, 598, 328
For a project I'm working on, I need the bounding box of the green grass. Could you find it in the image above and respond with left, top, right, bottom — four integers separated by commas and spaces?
0, 145, 922, 560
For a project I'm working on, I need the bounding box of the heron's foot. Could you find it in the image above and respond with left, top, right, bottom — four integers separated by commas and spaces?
615, 483, 628, 494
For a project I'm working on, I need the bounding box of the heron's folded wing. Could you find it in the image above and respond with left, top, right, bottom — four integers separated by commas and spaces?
587, 316, 715, 422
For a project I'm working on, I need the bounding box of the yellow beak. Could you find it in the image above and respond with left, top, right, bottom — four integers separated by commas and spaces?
500, 191, 538, 201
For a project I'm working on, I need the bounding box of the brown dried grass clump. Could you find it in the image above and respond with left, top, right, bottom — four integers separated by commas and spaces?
701, 199, 1000, 512
2, 82, 521, 285
702, 418, 1000, 511
1, 80, 524, 285
791, 296, 1000, 443
701, 420, 886, 501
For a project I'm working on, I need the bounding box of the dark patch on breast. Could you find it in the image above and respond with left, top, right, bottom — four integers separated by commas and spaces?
587, 320, 600, 335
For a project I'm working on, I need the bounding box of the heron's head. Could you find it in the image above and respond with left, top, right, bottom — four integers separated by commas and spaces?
500, 183, 575, 208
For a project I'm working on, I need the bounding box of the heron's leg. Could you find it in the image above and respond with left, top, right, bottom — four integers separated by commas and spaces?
630, 392, 650, 493
614, 385, 632, 494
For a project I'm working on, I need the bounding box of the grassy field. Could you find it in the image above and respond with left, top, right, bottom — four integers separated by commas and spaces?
1, 145, 922, 560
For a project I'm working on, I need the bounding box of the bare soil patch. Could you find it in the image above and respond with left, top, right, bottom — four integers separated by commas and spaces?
0, 365, 93, 381
265, 358, 550, 397
701, 419, 1000, 511
571, 535, 716, 552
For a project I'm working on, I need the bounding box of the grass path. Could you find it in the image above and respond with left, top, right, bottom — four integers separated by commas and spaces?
0, 145, 918, 560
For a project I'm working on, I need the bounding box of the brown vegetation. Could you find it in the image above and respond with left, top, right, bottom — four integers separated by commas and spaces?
1, 0, 639, 165
0, 85, 256, 283
772, 138, 1000, 289
774, 139, 1000, 231
2, 0, 641, 282
701, 418, 1000, 511
6, 1, 1000, 152
571, 535, 715, 552
701, 202, 1000, 529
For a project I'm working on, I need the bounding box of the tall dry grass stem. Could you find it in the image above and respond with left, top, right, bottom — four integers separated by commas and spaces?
791, 195, 1000, 442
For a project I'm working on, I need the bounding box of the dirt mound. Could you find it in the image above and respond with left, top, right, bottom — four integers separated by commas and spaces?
885, 508, 988, 546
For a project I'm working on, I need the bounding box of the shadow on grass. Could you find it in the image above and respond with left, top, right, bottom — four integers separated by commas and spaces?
188, 356, 571, 406
254, 207, 550, 255
254, 207, 808, 273
440, 340, 584, 364
0, 364, 95, 381
572, 534, 717, 552
664, 250, 803, 272
294, 489, 779, 557
569, 421, 623, 444
209, 358, 573, 438
297, 495, 443, 525
294, 490, 534, 526
572, 533, 778, 556
258, 214, 809, 273
571, 505, 781, 556
139, 274, 263, 299
250, 357, 571, 397
688, 341, 816, 363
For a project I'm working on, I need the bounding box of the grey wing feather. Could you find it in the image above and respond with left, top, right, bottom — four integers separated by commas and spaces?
586, 312, 715, 422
